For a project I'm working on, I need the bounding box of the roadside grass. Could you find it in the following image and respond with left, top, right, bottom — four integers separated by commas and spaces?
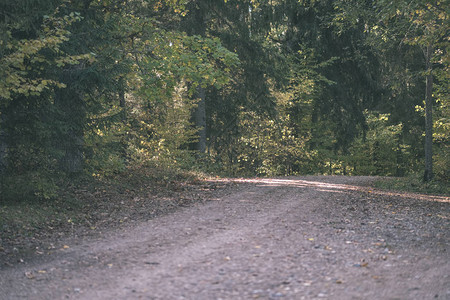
373, 174, 450, 196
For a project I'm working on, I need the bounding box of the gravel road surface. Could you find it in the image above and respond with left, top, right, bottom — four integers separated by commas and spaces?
1, 176, 449, 299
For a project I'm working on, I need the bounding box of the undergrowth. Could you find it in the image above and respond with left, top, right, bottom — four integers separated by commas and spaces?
373, 173, 450, 196
0, 163, 206, 252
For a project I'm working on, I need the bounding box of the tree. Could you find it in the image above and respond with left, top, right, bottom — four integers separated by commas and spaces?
198, 0, 288, 170
376, 0, 449, 181
0, 3, 94, 197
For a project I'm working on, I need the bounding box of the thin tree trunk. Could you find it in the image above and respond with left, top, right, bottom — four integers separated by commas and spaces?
119, 77, 126, 121
329, 158, 332, 175
396, 141, 403, 177
424, 45, 433, 182
0, 113, 7, 174
193, 86, 207, 153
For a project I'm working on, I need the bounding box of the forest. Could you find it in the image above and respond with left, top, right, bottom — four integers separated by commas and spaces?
0, 0, 448, 202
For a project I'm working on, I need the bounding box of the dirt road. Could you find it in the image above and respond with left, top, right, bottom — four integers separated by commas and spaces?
1, 176, 449, 299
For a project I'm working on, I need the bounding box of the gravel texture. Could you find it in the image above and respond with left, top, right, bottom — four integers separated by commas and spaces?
0, 176, 449, 299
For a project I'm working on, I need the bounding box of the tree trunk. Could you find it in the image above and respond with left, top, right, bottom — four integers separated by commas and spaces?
119, 77, 126, 121
423, 45, 433, 182
193, 86, 207, 153
55, 67, 85, 174
0, 113, 7, 174
396, 141, 404, 177
329, 158, 332, 175
185, 3, 207, 154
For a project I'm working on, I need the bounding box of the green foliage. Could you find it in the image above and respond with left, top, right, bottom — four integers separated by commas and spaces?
122, 13, 239, 171
347, 112, 411, 176
84, 121, 127, 178
0, 10, 91, 101
0, 171, 59, 202
124, 90, 199, 169
237, 110, 312, 176
374, 173, 450, 196
1, 0, 449, 204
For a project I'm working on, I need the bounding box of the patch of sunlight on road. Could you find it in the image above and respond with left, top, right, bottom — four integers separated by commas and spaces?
210, 177, 450, 204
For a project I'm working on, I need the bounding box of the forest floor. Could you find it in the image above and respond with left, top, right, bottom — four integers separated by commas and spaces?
0, 176, 449, 299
